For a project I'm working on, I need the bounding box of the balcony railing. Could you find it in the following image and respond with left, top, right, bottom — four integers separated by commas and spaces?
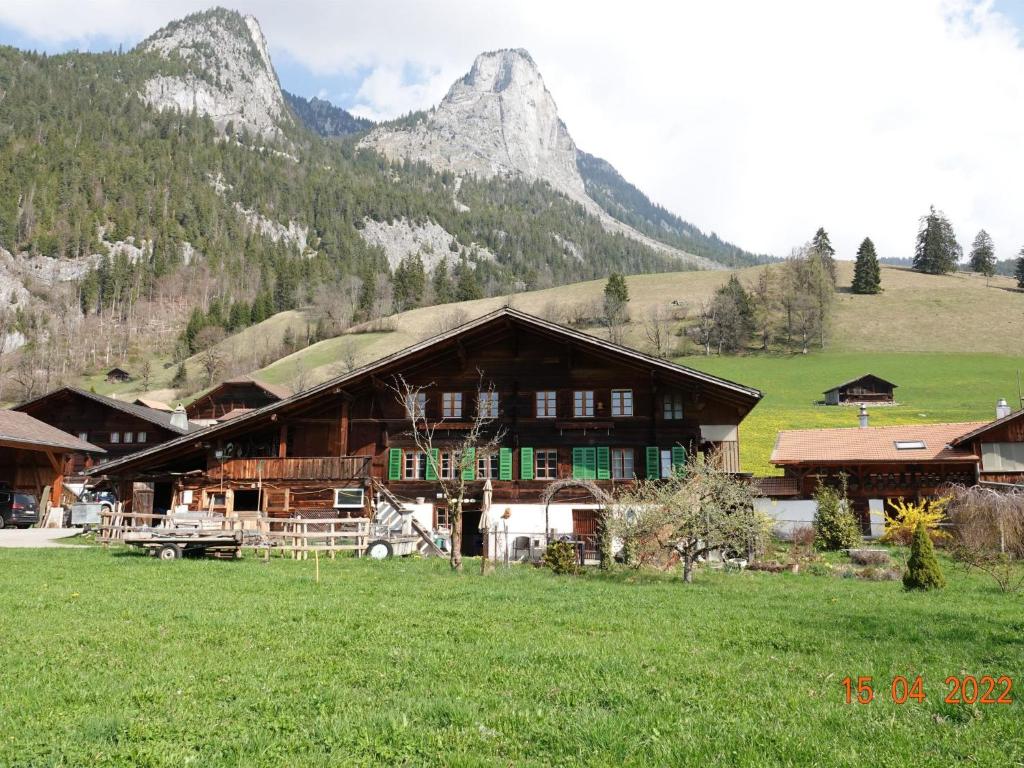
216, 456, 372, 481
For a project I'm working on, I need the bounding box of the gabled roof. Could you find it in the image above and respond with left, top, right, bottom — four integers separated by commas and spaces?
90, 307, 763, 476
0, 410, 105, 454
221, 376, 293, 400
951, 408, 1024, 446
15, 387, 196, 435
771, 422, 984, 466
134, 397, 173, 412
823, 374, 897, 394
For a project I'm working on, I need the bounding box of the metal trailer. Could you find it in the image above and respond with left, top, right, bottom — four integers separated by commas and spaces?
122, 528, 243, 560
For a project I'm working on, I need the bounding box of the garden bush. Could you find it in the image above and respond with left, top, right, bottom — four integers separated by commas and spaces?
542, 541, 580, 575
903, 520, 946, 590
813, 481, 861, 551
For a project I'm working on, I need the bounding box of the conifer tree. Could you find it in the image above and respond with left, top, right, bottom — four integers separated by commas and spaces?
604, 272, 630, 307
903, 520, 946, 590
455, 257, 483, 302
432, 260, 454, 304
1015, 248, 1024, 289
809, 227, 837, 285
968, 229, 996, 279
913, 206, 961, 275
851, 237, 881, 294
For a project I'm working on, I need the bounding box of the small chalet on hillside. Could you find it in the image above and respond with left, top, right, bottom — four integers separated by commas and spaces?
15, 387, 196, 475
823, 374, 896, 405
90, 308, 762, 553
105, 367, 132, 384
186, 376, 292, 425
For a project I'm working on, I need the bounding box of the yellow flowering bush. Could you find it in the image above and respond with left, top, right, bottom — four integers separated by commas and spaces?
881, 497, 951, 546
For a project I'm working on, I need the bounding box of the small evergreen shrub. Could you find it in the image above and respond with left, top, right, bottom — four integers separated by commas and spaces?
542, 541, 580, 575
813, 481, 861, 551
903, 520, 946, 590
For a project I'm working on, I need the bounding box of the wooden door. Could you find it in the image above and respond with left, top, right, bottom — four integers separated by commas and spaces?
572, 509, 599, 561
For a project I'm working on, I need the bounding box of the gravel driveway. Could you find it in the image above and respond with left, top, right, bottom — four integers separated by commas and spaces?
0, 528, 80, 548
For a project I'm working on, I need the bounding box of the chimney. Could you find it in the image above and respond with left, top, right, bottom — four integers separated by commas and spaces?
996, 398, 1012, 420
170, 404, 189, 431
858, 404, 869, 429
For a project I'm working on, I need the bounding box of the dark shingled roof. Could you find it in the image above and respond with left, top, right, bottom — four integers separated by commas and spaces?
0, 410, 105, 453
15, 387, 197, 435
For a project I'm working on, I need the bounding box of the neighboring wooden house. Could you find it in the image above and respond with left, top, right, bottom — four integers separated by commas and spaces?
949, 400, 1024, 487
14, 387, 195, 474
89, 308, 763, 555
823, 374, 896, 405
105, 367, 132, 384
186, 377, 292, 424
0, 410, 104, 508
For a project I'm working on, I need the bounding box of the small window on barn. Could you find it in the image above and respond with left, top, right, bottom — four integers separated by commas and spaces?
78, 432, 88, 442
123, 432, 133, 444
894, 440, 927, 450
137, 432, 147, 443
110, 432, 120, 444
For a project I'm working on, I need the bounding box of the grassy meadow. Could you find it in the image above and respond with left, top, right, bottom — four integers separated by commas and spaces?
0, 547, 1020, 767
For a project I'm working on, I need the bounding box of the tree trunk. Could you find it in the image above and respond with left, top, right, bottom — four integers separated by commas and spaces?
682, 556, 694, 583
450, 501, 463, 572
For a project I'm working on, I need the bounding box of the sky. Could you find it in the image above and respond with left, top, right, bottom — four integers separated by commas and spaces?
1, 0, 1022, 261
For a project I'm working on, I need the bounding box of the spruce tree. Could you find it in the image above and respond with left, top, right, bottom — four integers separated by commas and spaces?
809, 227, 837, 285
851, 237, 881, 294
913, 206, 962, 275
604, 272, 630, 307
903, 520, 946, 590
1016, 248, 1024, 289
455, 257, 483, 301
968, 229, 996, 279
432, 260, 454, 304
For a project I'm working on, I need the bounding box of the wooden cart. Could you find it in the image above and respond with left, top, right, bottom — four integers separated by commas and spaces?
122, 528, 243, 560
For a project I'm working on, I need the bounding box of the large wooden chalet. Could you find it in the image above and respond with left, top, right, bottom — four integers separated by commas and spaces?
15, 387, 195, 475
91, 308, 762, 554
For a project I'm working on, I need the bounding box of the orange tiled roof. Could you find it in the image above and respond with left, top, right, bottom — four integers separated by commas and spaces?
771, 422, 985, 466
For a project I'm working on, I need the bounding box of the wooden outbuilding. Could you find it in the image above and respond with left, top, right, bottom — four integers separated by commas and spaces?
0, 410, 104, 508
823, 374, 896, 405
89, 308, 763, 555
186, 376, 292, 424
105, 367, 132, 383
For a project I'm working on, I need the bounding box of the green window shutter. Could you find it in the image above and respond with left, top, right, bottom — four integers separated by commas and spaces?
499, 447, 513, 481
387, 448, 402, 480
461, 447, 476, 480
645, 446, 660, 479
572, 447, 585, 479
596, 446, 611, 480
671, 446, 686, 476
584, 447, 597, 480
425, 448, 439, 481
520, 447, 534, 480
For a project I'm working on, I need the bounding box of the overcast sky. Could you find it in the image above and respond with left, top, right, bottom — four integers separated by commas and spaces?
1, 0, 1022, 261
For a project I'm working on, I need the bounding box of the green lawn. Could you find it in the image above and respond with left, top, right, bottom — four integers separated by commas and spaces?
1, 547, 1020, 766
681, 352, 1024, 475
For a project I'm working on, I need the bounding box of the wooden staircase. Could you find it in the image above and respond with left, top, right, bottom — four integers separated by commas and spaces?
371, 481, 446, 558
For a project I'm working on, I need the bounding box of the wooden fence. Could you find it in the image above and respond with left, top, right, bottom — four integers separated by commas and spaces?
98, 508, 370, 559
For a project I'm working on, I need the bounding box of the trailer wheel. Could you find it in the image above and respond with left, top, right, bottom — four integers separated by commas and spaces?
158, 544, 181, 561
365, 539, 393, 560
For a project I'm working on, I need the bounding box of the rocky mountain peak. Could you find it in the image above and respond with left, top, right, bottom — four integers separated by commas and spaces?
137, 8, 288, 137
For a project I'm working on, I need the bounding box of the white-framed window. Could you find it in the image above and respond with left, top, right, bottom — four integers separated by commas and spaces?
478, 391, 499, 418
574, 390, 594, 418
477, 452, 500, 479
611, 448, 634, 480
536, 449, 559, 479
611, 389, 633, 417
442, 392, 463, 419
439, 451, 458, 480
403, 450, 427, 480
405, 392, 427, 419
110, 432, 120, 444
137, 432, 147, 443
981, 442, 1024, 472
77, 431, 88, 442
536, 391, 557, 418
123, 432, 134, 444
660, 449, 673, 479
663, 392, 684, 420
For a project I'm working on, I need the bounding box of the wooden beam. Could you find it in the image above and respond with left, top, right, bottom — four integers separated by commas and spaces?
278, 424, 287, 458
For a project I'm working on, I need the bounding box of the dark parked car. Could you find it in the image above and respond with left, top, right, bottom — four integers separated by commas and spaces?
0, 491, 39, 529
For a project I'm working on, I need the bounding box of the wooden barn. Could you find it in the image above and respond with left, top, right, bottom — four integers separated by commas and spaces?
105, 367, 131, 384
186, 376, 293, 424
0, 410, 104, 509
15, 387, 196, 475
90, 308, 763, 555
823, 374, 896, 405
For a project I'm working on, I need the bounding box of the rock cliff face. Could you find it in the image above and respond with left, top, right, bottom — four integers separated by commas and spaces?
360, 49, 714, 267
138, 10, 288, 137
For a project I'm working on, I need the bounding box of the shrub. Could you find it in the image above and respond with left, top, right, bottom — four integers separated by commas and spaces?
882, 497, 951, 546
903, 520, 946, 590
849, 549, 891, 566
791, 525, 816, 549
813, 481, 861, 551
542, 541, 580, 575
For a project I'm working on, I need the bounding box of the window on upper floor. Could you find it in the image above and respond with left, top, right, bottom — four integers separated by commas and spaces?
110, 432, 120, 444
78, 431, 88, 442
536, 391, 557, 418
403, 450, 428, 480
438, 451, 458, 480
611, 389, 633, 417
478, 391, 499, 419
663, 392, 685, 420
137, 432, 147, 443
981, 442, 1024, 472
536, 449, 559, 480
477, 452, 500, 479
404, 392, 427, 420
123, 432, 134, 444
611, 448, 635, 480
574, 390, 594, 418
442, 392, 463, 419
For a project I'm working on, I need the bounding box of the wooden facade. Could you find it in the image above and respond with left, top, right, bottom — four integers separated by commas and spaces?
15, 387, 192, 474
91, 309, 762, 525
186, 377, 292, 422
951, 408, 1024, 487
823, 374, 896, 405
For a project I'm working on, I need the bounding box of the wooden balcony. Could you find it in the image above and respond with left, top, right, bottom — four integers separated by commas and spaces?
216, 456, 372, 481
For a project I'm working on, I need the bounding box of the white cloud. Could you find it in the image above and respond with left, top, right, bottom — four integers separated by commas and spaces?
0, 0, 1022, 259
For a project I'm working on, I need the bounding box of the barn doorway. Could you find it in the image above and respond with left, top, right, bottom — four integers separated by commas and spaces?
233, 489, 262, 513
572, 509, 600, 562
152, 482, 173, 514
461, 509, 484, 557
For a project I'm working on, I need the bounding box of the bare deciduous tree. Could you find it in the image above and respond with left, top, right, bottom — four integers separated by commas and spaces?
643, 305, 675, 359
945, 484, 1024, 593
392, 370, 506, 572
